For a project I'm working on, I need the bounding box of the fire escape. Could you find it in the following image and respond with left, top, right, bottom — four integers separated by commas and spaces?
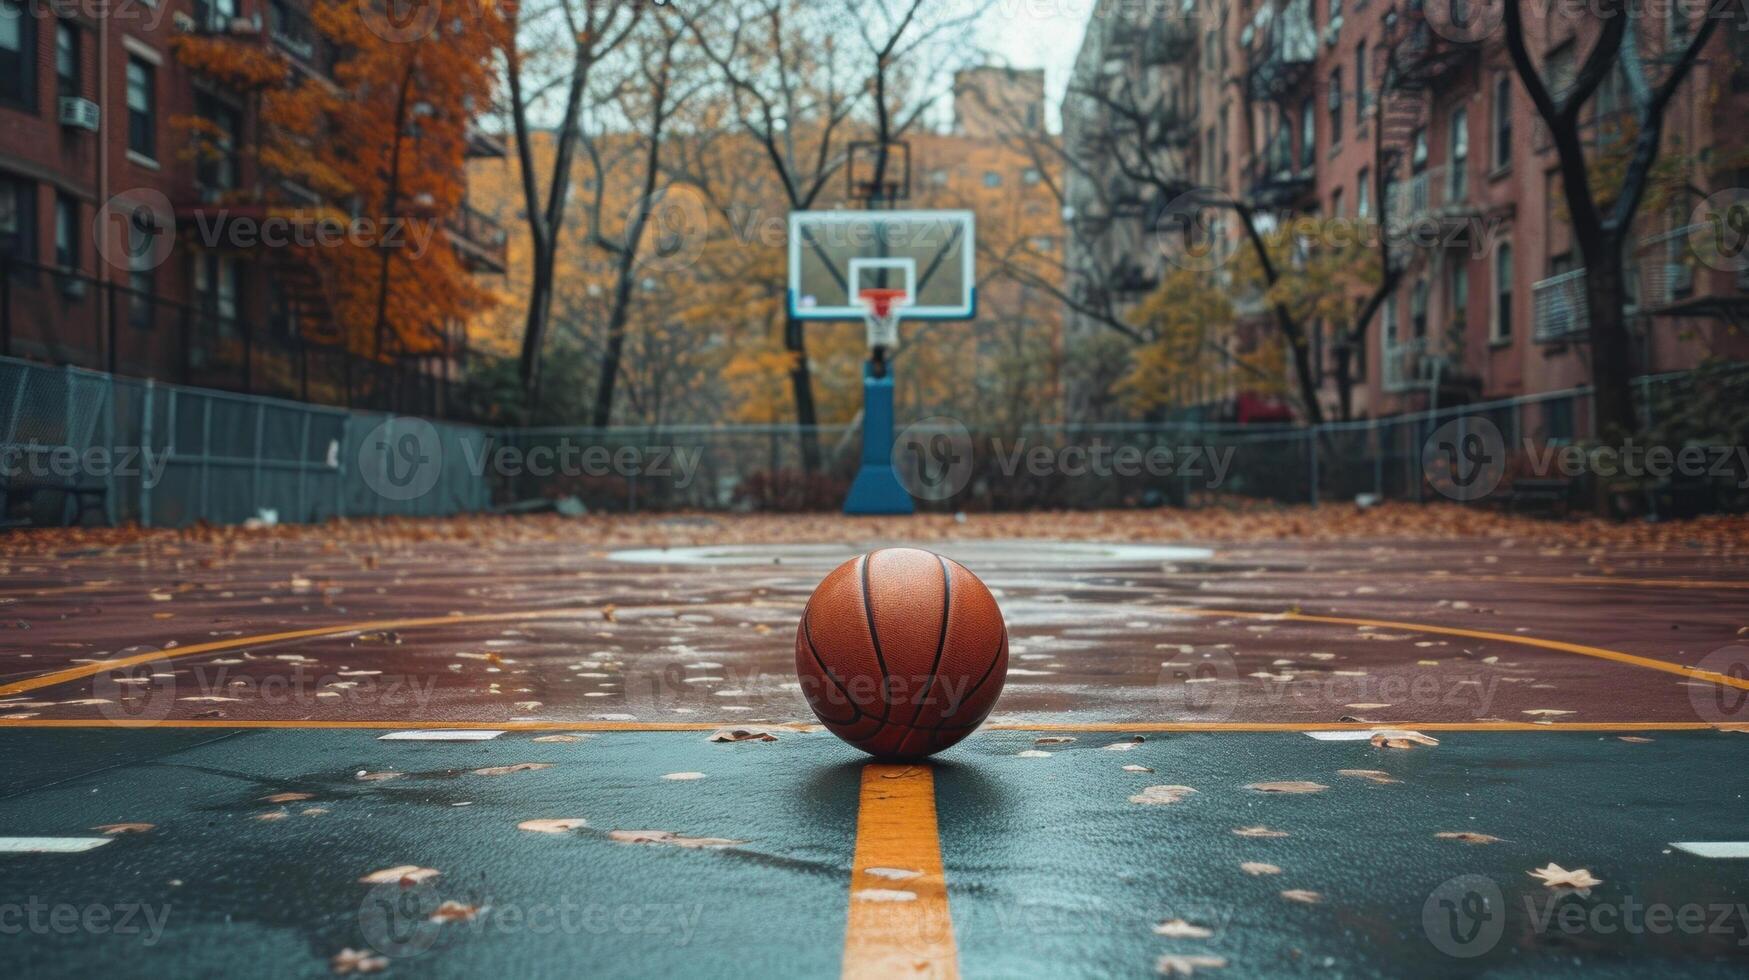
1242, 0, 1318, 210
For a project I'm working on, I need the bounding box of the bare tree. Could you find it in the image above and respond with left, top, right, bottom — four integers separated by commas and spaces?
504, 0, 644, 399
1501, 0, 1736, 438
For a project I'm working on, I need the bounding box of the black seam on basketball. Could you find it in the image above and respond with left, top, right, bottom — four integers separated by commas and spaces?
801, 606, 867, 724
938, 628, 1006, 725
898, 554, 954, 756
858, 551, 894, 721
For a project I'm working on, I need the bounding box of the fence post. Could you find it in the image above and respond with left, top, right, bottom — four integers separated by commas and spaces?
251, 400, 265, 518
199, 396, 212, 521
140, 379, 155, 528
296, 411, 311, 523
107, 288, 118, 376
335, 414, 351, 519
1308, 429, 1320, 507
1, 254, 11, 357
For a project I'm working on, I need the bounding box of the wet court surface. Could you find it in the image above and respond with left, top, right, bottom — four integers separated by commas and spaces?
2, 518, 1747, 975
0, 728, 1745, 977
2, 534, 1746, 727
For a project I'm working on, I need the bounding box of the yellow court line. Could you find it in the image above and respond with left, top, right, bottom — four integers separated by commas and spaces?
1163, 606, 1749, 693
0, 603, 739, 699
0, 719, 1738, 733
4, 601, 1743, 704
844, 764, 957, 980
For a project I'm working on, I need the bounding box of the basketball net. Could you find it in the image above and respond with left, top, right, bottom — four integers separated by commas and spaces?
858, 288, 909, 351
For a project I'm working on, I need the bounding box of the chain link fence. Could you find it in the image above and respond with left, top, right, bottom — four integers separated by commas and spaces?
3, 354, 1743, 526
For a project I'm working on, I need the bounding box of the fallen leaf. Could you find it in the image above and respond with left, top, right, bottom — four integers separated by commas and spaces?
1370, 729, 1439, 749
1156, 953, 1226, 975
1344, 703, 1392, 710
264, 792, 314, 803
1103, 741, 1140, 752
662, 771, 706, 780
1241, 861, 1282, 876
359, 865, 440, 886
1280, 889, 1323, 904
1130, 785, 1197, 805
518, 818, 588, 834
1122, 764, 1155, 773
532, 735, 586, 743
331, 948, 388, 975
708, 729, 777, 743
608, 829, 744, 849
255, 811, 288, 822
429, 901, 482, 923
1522, 709, 1576, 717
601, 605, 617, 622
1017, 750, 1052, 758
1233, 826, 1290, 838
1034, 736, 1076, 745
1436, 832, 1506, 845
355, 771, 403, 782
1337, 769, 1400, 785
472, 763, 553, 776
93, 823, 153, 834
1154, 918, 1213, 938
1617, 736, 1653, 743
1528, 863, 1603, 891
1246, 781, 1328, 794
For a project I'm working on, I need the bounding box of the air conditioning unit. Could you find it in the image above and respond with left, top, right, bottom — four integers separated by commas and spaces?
58, 96, 100, 132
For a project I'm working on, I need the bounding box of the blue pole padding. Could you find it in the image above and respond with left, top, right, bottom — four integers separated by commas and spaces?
844, 360, 914, 515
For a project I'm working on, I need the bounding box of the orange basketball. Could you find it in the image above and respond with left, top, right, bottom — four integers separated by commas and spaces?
795, 548, 1008, 759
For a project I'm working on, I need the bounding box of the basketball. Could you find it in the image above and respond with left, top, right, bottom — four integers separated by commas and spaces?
795, 548, 1008, 759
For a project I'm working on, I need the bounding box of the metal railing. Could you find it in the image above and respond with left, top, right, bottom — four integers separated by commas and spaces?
1384, 165, 1476, 229
1532, 268, 1589, 343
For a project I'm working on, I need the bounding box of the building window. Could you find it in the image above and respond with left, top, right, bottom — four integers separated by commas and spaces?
1023, 168, 1041, 185
195, 93, 241, 191
55, 21, 78, 98
1449, 108, 1469, 201
0, 176, 34, 262
1328, 68, 1343, 145
1492, 75, 1512, 170
127, 56, 156, 160
1411, 127, 1428, 173
1493, 242, 1513, 341
1382, 294, 1398, 349
1356, 168, 1370, 220
126, 212, 158, 328
196, 254, 241, 335
1355, 41, 1367, 125
1411, 278, 1429, 338
1300, 97, 1315, 169
1330, 187, 1343, 218
983, 171, 1002, 188
54, 194, 76, 269
0, 0, 36, 109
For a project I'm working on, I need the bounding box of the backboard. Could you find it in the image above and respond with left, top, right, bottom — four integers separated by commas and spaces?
788, 210, 976, 321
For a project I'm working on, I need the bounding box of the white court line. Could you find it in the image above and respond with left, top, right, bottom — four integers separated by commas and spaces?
1669, 842, 1749, 859
0, 837, 113, 853
377, 730, 505, 741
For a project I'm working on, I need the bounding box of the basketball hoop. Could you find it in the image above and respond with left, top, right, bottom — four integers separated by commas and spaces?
858, 287, 910, 351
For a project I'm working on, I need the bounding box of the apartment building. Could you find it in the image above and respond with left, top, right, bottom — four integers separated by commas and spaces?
1062, 0, 1749, 425
0, 1, 506, 410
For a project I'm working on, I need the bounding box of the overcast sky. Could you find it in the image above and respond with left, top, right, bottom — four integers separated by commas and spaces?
974, 2, 1092, 131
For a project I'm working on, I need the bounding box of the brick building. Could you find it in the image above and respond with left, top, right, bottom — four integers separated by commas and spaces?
0, 1, 505, 411
1062, 0, 1749, 426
